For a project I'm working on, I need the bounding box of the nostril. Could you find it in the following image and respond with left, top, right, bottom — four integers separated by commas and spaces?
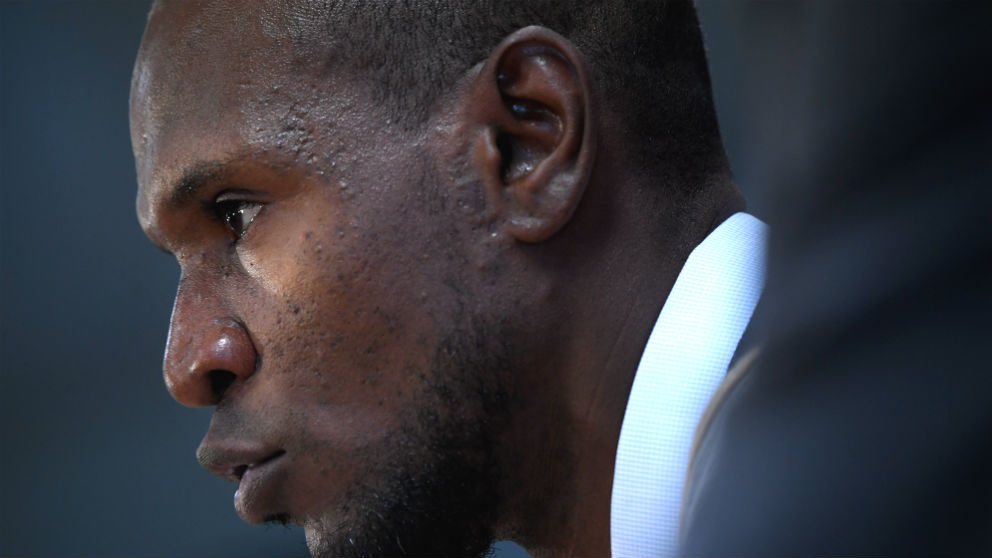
208, 369, 238, 400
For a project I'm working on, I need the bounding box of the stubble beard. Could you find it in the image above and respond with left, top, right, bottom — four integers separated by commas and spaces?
303, 314, 512, 558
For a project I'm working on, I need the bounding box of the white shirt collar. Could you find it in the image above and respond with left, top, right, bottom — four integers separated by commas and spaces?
610, 212, 768, 557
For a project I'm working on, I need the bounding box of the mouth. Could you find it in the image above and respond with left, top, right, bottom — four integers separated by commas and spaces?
230, 450, 289, 524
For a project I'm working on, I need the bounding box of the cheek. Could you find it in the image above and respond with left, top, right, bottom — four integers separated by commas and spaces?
233, 185, 439, 429
228, 190, 444, 514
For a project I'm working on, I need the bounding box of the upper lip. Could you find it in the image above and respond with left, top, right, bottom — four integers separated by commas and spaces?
197, 438, 285, 483
226, 450, 285, 482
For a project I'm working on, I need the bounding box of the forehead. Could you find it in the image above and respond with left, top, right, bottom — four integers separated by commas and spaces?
131, 0, 366, 226
133, 0, 288, 145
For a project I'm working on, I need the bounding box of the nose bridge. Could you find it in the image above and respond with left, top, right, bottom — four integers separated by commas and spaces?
164, 267, 256, 407
163, 272, 210, 388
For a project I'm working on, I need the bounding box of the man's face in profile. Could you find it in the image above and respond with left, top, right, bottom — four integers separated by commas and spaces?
132, 2, 508, 555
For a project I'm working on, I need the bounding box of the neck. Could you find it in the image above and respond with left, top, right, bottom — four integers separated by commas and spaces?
496, 168, 744, 556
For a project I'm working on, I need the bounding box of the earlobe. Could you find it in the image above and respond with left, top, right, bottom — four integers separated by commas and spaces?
469, 26, 597, 243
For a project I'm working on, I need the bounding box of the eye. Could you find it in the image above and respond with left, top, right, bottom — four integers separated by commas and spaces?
215, 199, 262, 239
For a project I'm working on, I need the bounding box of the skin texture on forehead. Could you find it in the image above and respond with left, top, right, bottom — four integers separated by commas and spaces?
131, 1, 256, 155
132, 0, 376, 211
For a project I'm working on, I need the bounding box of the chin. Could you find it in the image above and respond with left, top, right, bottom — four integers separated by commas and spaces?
295, 428, 503, 557
292, 408, 505, 557
299, 312, 514, 558
298, 476, 499, 558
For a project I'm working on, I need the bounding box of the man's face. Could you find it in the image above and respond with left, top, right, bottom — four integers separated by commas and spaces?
132, 3, 507, 555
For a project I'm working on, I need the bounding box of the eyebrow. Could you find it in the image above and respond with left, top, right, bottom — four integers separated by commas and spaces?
144, 155, 264, 255
168, 160, 229, 208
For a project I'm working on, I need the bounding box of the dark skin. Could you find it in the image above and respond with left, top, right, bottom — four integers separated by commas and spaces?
132, 1, 744, 556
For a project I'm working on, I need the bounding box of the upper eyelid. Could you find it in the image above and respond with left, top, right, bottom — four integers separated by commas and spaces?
207, 190, 264, 221
214, 188, 262, 204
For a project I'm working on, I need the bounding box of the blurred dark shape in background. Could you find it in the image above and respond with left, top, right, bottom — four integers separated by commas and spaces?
682, 1, 992, 555
1, 1, 988, 556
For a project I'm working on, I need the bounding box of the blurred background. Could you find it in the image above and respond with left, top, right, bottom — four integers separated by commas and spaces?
2, 1, 987, 556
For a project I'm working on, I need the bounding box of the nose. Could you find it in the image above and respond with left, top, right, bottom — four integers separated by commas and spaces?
163, 279, 257, 407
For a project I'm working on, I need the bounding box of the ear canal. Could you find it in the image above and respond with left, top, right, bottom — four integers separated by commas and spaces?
495, 127, 545, 185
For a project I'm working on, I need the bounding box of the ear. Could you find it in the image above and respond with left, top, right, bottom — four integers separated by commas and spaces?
467, 26, 597, 243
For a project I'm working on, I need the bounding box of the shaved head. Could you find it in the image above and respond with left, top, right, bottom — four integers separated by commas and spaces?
292, 0, 725, 193
136, 0, 724, 188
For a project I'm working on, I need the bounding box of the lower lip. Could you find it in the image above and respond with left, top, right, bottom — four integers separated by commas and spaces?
234, 452, 288, 524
